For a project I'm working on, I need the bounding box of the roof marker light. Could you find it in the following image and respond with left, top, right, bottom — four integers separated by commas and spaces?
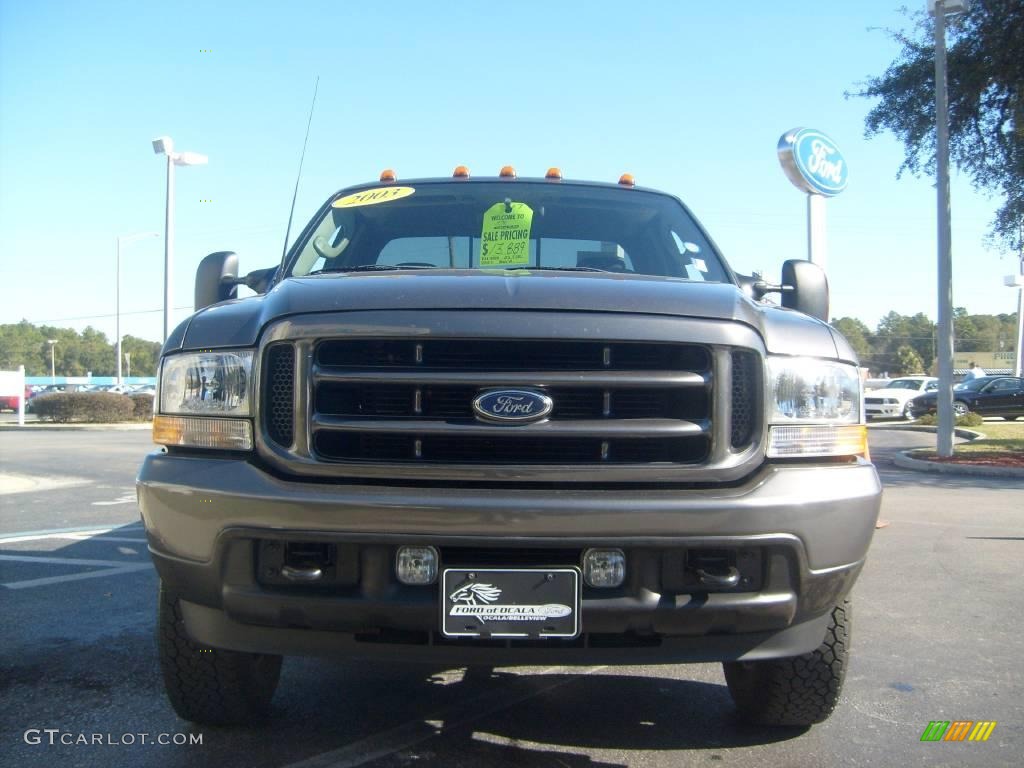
379, 169, 397, 182
618, 173, 635, 187
453, 165, 471, 178
499, 165, 517, 179
545, 167, 563, 180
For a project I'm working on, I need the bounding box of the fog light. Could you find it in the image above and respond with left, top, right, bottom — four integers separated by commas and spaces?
582, 548, 625, 588
396, 546, 439, 585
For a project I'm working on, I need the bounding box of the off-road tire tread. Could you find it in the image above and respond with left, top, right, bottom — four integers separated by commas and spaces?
158, 582, 282, 725
723, 600, 850, 726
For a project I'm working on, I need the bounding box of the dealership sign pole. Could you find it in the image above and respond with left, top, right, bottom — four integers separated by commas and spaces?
777, 128, 849, 273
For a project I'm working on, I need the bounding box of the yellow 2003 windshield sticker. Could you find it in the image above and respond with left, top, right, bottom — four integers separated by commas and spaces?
479, 201, 533, 266
332, 186, 415, 208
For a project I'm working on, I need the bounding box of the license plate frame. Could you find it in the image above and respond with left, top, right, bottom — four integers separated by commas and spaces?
441, 567, 581, 639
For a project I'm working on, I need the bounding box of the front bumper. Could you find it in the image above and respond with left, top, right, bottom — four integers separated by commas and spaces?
138, 453, 881, 663
865, 401, 905, 418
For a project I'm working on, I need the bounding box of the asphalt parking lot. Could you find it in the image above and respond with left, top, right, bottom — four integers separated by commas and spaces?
1, 427, 1022, 767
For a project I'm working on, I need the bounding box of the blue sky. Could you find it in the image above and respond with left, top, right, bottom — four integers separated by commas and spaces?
1, 0, 1018, 344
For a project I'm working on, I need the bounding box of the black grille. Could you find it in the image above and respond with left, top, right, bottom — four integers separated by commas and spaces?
317, 339, 710, 371
265, 344, 295, 447
314, 433, 709, 465
730, 350, 760, 450
287, 338, 749, 472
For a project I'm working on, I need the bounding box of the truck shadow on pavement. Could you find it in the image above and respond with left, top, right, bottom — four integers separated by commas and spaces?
240, 662, 806, 766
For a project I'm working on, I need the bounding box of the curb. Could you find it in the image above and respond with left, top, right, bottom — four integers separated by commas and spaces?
893, 450, 1024, 479
869, 423, 985, 441
0, 422, 152, 432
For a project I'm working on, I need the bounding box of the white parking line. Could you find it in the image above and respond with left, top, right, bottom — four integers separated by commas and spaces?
282, 665, 606, 768
0, 554, 141, 567
2, 563, 151, 590
0, 528, 146, 545
0, 525, 152, 589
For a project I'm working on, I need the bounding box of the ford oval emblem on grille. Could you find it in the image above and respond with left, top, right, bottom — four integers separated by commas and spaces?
473, 389, 553, 424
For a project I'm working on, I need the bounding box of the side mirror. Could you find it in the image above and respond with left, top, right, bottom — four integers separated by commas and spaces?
195, 251, 239, 311
780, 260, 829, 321
739, 260, 829, 322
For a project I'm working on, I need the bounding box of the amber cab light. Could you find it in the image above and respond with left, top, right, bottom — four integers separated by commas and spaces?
618, 173, 635, 187
545, 167, 563, 180
452, 165, 471, 178
499, 165, 517, 178
379, 169, 397, 182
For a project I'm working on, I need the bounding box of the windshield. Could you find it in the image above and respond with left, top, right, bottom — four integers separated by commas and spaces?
286, 181, 730, 281
884, 379, 927, 390
954, 379, 987, 391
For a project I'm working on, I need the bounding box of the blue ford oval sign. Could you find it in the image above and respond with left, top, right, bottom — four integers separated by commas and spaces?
777, 128, 848, 197
473, 389, 553, 424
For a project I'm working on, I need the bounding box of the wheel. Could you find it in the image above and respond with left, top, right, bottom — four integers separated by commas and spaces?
902, 401, 916, 421
953, 401, 969, 417
723, 600, 850, 726
158, 581, 282, 725
1004, 416, 1019, 421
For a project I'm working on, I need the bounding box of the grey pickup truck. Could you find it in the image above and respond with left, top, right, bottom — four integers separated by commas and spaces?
138, 168, 881, 727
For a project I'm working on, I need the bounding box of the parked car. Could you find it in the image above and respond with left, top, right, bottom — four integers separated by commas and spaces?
910, 376, 1024, 419
864, 376, 938, 420
0, 386, 33, 412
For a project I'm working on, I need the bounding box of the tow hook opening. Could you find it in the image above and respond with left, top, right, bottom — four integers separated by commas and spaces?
256, 540, 359, 587
686, 549, 741, 589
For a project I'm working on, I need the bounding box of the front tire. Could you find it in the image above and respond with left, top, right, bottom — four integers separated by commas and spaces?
158, 581, 282, 725
903, 401, 916, 421
723, 600, 850, 726
953, 401, 969, 417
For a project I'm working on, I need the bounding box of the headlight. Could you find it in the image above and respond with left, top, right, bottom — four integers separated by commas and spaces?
154, 349, 254, 450
766, 357, 866, 458
159, 350, 254, 416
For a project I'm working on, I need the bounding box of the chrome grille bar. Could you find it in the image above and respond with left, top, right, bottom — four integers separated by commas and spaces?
312, 367, 709, 388
311, 416, 709, 438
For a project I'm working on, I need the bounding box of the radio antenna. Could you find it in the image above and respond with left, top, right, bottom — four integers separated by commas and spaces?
281, 75, 320, 262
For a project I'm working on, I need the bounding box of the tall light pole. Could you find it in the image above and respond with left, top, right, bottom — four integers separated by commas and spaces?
1007, 254, 1024, 378
47, 339, 58, 384
929, 0, 968, 457
152, 136, 208, 342
116, 232, 159, 384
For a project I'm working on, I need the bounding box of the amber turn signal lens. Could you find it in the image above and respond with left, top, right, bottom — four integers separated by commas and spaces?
499, 165, 517, 178
379, 169, 397, 182
152, 415, 253, 451
618, 173, 635, 187
452, 165, 471, 178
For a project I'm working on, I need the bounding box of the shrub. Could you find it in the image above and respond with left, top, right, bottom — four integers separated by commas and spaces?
915, 411, 983, 428
32, 392, 135, 423
129, 393, 155, 421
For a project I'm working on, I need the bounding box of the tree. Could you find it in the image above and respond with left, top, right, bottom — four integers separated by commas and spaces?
832, 316, 874, 360
850, 0, 1024, 252
895, 344, 926, 375
0, 322, 161, 377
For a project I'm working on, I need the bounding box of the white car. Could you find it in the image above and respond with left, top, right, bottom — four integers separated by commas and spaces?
864, 376, 938, 420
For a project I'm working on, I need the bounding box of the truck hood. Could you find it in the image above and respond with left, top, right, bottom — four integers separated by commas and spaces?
170, 270, 849, 360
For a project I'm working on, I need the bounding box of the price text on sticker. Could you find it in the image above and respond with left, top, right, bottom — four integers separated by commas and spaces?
332, 186, 416, 208
479, 202, 534, 266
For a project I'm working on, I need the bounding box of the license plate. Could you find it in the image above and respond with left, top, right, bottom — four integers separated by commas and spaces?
441, 568, 581, 639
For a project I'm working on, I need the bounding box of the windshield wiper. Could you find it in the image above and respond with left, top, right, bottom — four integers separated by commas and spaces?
308, 264, 434, 275
518, 266, 609, 273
